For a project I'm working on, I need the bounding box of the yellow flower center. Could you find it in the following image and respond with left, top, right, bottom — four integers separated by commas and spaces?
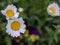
6, 10, 14, 18
49, 7, 56, 15
11, 21, 20, 31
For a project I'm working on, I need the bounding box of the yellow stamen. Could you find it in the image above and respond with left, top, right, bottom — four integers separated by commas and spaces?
49, 7, 56, 14
6, 10, 14, 18
11, 21, 20, 31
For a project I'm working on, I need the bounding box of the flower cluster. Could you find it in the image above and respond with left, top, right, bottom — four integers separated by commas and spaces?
1, 4, 26, 37
1, 4, 40, 45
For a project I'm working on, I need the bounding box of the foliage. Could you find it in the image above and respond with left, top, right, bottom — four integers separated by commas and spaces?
0, 0, 60, 45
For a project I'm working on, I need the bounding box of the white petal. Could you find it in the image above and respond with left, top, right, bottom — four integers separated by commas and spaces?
1, 10, 5, 15
19, 29, 26, 33
14, 12, 19, 17
6, 30, 11, 35
19, 17, 25, 23
20, 24, 26, 29
6, 4, 17, 12
11, 32, 20, 37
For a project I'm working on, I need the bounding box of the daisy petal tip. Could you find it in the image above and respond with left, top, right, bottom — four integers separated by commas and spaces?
1, 10, 4, 13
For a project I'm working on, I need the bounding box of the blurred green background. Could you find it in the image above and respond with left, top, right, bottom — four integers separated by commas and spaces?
0, 0, 60, 45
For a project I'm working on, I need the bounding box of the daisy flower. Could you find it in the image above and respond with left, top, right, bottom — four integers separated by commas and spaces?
1, 4, 19, 19
6, 17, 26, 37
47, 2, 60, 16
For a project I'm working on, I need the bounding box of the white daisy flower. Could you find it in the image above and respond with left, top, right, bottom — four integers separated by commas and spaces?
6, 17, 26, 37
47, 2, 60, 16
1, 4, 19, 19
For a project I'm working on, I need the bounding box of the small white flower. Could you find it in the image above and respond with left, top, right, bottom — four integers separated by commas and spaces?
47, 2, 60, 16
6, 17, 26, 37
18, 7, 24, 12
1, 4, 19, 19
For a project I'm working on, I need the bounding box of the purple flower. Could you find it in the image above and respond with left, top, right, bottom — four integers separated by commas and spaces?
26, 26, 40, 35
